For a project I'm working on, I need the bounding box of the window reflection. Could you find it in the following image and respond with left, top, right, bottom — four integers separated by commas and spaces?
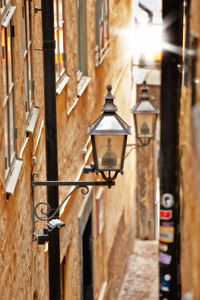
54, 0, 65, 81
23, 0, 33, 118
95, 0, 109, 66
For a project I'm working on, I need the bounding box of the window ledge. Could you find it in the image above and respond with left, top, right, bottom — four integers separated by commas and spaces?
2, 6, 16, 27
95, 47, 110, 67
6, 159, 23, 196
56, 74, 70, 95
26, 106, 39, 135
67, 97, 79, 116
77, 76, 91, 97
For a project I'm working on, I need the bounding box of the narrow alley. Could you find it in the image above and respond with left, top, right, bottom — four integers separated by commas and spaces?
118, 240, 159, 300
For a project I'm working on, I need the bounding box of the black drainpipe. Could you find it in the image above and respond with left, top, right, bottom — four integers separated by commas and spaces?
41, 1, 60, 299
159, 0, 183, 299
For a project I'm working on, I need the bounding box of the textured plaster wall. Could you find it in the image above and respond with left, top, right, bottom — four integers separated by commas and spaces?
0, 0, 48, 299
179, 0, 200, 299
179, 88, 200, 300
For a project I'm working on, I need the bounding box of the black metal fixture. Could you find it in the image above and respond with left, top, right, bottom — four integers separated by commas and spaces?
131, 81, 159, 146
87, 84, 132, 181
32, 85, 131, 243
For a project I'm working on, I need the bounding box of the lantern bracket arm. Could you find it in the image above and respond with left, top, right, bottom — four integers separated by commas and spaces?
31, 173, 115, 243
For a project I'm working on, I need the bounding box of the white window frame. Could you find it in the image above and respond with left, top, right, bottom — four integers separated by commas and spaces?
77, 0, 87, 81
95, 0, 110, 66
54, 0, 66, 83
22, 0, 34, 121
1, 5, 16, 181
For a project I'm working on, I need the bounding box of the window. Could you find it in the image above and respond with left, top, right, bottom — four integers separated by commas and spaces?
54, 0, 65, 82
0, 0, 9, 12
76, 0, 91, 97
1, 4, 16, 180
77, 0, 87, 81
22, 0, 33, 120
95, 0, 109, 66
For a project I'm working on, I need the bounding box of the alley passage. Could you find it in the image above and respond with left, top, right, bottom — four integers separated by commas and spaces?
118, 240, 159, 300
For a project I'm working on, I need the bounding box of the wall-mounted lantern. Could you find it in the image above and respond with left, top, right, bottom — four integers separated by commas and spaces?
88, 85, 131, 180
131, 81, 159, 146
32, 85, 131, 243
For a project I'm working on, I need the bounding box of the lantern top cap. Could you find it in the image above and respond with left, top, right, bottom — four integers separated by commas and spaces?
88, 85, 131, 135
102, 84, 117, 113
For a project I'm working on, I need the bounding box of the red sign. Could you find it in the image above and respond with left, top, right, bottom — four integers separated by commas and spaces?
160, 210, 172, 220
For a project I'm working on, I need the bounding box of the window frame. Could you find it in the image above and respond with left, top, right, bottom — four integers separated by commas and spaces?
54, 0, 66, 83
1, 4, 16, 181
22, 0, 34, 121
77, 0, 87, 82
95, 0, 110, 66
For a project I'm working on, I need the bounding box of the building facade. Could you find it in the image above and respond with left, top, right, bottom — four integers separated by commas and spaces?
0, 0, 137, 299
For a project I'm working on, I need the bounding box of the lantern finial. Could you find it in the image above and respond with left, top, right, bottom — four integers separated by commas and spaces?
107, 84, 112, 93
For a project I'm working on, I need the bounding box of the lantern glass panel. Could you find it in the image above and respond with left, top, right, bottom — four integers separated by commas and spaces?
95, 135, 124, 170
135, 113, 156, 138
96, 115, 124, 131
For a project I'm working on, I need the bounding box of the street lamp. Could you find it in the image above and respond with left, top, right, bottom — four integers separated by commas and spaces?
32, 85, 131, 243
88, 84, 131, 181
131, 81, 159, 146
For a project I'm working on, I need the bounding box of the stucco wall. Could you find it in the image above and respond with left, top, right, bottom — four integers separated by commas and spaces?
180, 0, 200, 298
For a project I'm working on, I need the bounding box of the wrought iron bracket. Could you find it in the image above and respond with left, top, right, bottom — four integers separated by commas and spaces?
31, 173, 115, 243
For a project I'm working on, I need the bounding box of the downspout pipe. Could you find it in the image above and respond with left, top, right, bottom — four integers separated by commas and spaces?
159, 0, 183, 299
41, 1, 61, 299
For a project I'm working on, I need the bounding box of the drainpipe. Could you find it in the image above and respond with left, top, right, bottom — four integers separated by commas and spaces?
41, 1, 61, 299
159, 0, 183, 299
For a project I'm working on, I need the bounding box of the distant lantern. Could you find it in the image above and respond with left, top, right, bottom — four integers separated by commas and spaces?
131, 81, 159, 146
88, 85, 131, 175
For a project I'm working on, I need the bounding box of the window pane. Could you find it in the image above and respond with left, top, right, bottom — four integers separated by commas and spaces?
58, 0, 63, 22
96, 0, 109, 64
54, 0, 58, 28
7, 24, 13, 89
24, 57, 29, 107
58, 0, 64, 74
9, 92, 15, 162
26, 0, 31, 43
28, 50, 33, 106
55, 29, 59, 79
104, 0, 109, 39
77, 0, 87, 76
59, 26, 64, 74
4, 105, 9, 170
1, 28, 7, 100
22, 4, 27, 51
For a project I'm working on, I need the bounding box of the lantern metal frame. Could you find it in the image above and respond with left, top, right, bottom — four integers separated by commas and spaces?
131, 80, 159, 146
88, 85, 131, 181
